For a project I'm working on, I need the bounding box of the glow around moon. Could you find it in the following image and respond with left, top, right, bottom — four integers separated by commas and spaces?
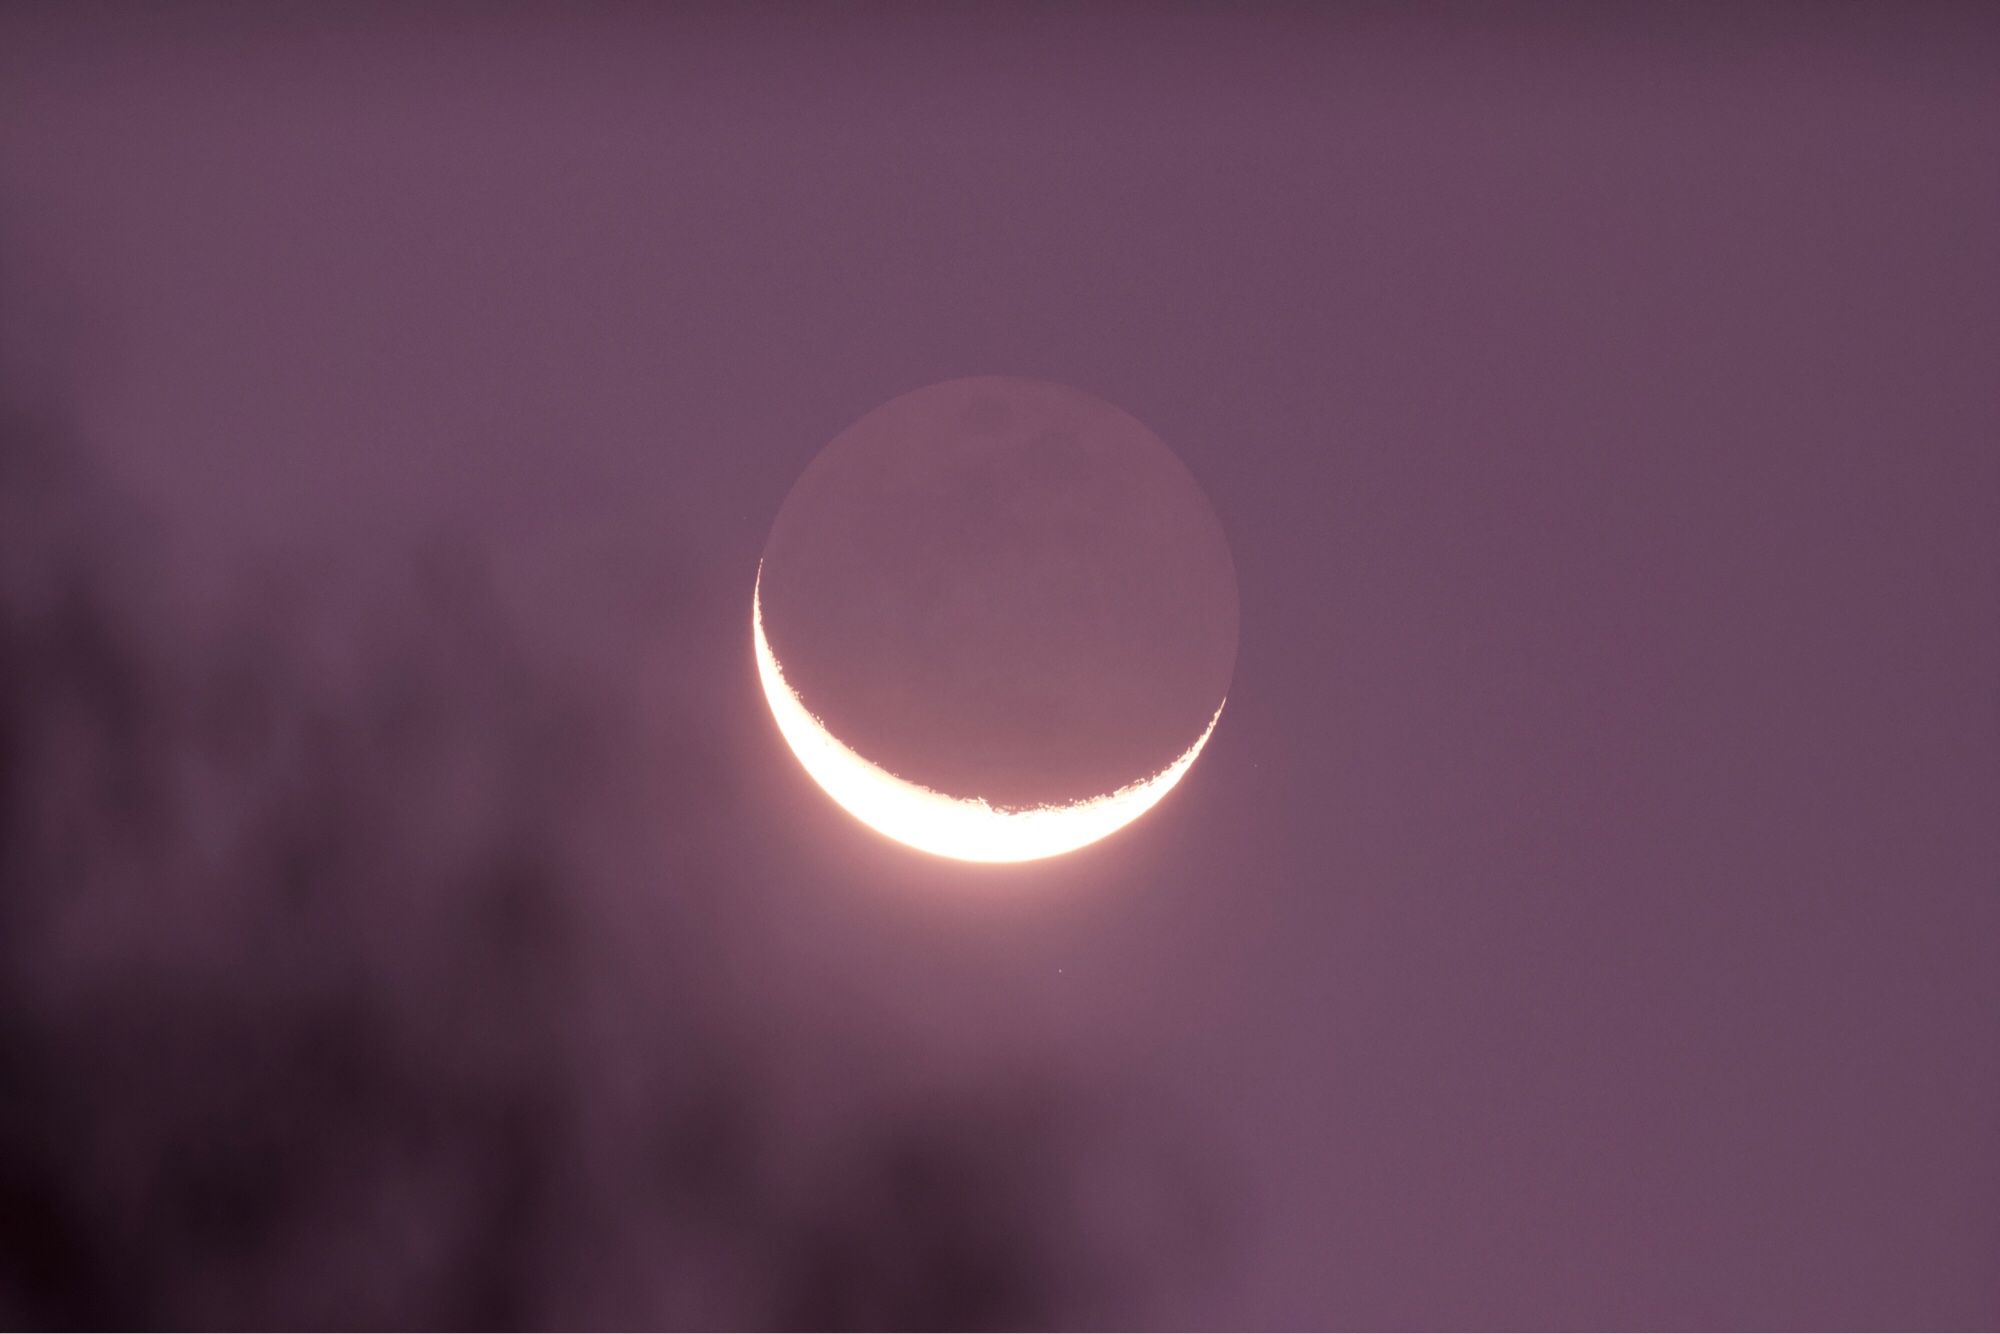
754, 569, 1222, 864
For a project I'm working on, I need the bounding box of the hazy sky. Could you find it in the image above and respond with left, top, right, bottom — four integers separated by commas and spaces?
4, 4, 1998, 1326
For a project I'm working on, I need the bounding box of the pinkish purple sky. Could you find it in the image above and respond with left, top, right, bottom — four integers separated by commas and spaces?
3, 3, 1997, 1327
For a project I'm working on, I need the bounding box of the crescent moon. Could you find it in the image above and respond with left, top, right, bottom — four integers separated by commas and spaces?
753, 568, 1223, 864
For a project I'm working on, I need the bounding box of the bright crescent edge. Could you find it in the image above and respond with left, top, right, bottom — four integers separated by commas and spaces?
752, 565, 1225, 863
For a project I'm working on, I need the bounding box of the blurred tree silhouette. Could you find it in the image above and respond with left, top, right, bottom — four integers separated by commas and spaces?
0, 382, 1168, 1329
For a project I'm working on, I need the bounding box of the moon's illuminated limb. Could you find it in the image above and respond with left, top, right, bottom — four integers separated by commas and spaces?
753, 569, 1223, 864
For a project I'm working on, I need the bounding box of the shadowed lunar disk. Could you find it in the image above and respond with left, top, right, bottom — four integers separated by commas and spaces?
754, 376, 1237, 862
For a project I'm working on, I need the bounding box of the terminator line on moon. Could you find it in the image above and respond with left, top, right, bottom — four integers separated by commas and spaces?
754, 376, 1238, 864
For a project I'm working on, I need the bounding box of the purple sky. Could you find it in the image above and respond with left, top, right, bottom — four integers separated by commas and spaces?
4, 4, 1998, 1326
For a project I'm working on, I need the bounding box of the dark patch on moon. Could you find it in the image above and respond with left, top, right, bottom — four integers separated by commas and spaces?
758, 377, 1238, 811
